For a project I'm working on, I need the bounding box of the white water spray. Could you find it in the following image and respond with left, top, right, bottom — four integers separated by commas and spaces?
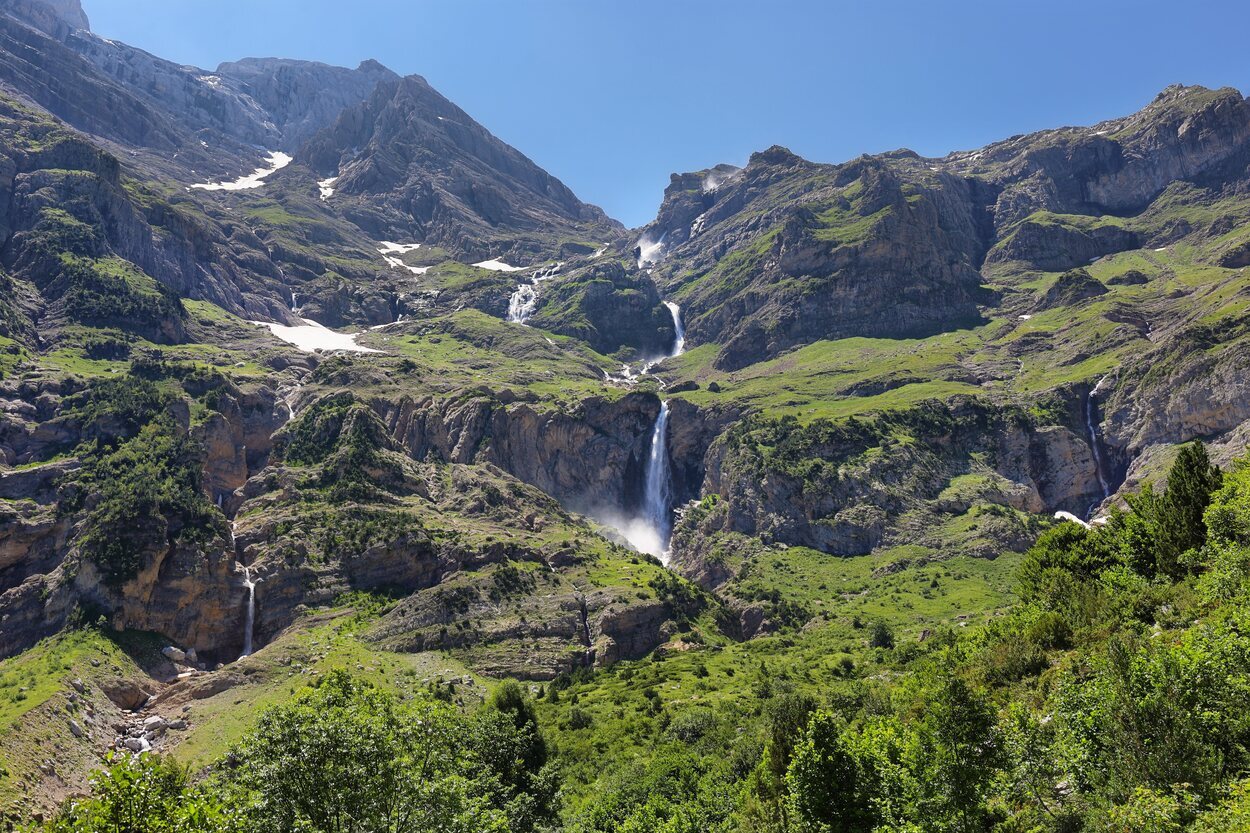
637, 232, 666, 268
239, 566, 257, 659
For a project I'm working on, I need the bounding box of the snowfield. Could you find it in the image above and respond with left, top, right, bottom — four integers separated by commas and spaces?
192, 152, 293, 191
474, 259, 524, 272
251, 318, 381, 354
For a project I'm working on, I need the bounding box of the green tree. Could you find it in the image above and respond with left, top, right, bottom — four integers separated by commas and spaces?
786, 711, 874, 833
36, 753, 238, 833
473, 682, 559, 832
911, 677, 1002, 833
1155, 441, 1223, 578
228, 671, 507, 833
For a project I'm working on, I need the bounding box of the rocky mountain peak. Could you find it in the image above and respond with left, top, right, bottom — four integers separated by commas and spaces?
298, 73, 619, 260
747, 144, 806, 168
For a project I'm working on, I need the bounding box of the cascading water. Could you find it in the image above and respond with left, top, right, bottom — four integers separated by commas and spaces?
507, 283, 539, 324
641, 401, 674, 561
239, 566, 257, 659
1084, 374, 1114, 515
507, 263, 562, 325
619, 303, 688, 561
664, 302, 686, 357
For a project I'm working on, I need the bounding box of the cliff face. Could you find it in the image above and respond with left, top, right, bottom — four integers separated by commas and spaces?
669, 398, 1097, 576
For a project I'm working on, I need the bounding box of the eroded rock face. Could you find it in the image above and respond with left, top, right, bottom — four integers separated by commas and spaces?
677, 399, 1102, 566
1102, 331, 1250, 460
0, 0, 88, 36
644, 151, 989, 371
215, 58, 398, 150
384, 391, 661, 514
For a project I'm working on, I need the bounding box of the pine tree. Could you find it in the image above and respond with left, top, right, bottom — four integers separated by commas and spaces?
1156, 441, 1223, 578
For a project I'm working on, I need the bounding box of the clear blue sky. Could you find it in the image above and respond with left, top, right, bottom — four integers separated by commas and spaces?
85, 0, 1249, 227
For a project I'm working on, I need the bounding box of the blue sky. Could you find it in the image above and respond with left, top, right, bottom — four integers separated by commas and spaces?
85, 0, 1250, 227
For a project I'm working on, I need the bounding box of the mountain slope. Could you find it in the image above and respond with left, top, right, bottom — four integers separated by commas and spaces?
301, 74, 621, 262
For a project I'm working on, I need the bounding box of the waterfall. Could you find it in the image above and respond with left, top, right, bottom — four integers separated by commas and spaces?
1084, 375, 1113, 514
507, 283, 539, 324
507, 263, 562, 325
290, 293, 299, 314
664, 301, 686, 357
606, 301, 686, 562
630, 402, 674, 563
239, 567, 256, 659
637, 232, 667, 268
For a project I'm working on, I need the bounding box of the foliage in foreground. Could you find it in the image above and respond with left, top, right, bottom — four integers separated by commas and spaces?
31, 673, 555, 833
31, 442, 1250, 833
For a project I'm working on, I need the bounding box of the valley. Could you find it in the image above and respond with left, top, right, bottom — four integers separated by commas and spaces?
0, 1, 1250, 830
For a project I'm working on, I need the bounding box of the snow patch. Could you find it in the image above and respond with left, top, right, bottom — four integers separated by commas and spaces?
191, 152, 292, 191
474, 259, 524, 272
378, 243, 428, 275
379, 242, 422, 255
383, 256, 428, 275
318, 177, 338, 200
251, 318, 381, 354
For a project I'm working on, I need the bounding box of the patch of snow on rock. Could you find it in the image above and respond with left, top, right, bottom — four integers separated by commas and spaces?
379, 242, 422, 254
474, 259, 524, 272
251, 318, 381, 354
383, 256, 428, 275
192, 152, 292, 191
318, 177, 338, 200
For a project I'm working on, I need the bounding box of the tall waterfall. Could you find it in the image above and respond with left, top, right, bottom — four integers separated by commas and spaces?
239, 566, 257, 659
610, 301, 686, 563
642, 402, 673, 557
664, 301, 686, 356
1085, 375, 1113, 514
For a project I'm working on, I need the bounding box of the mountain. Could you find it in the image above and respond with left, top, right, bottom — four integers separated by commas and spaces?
300, 74, 622, 262
1, 0, 1250, 826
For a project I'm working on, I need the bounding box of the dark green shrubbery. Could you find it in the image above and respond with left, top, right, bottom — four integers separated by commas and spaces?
61, 371, 220, 586
32, 671, 557, 833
